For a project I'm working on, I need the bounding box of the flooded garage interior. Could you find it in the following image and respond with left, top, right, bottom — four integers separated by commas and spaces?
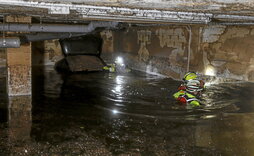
0, 0, 254, 155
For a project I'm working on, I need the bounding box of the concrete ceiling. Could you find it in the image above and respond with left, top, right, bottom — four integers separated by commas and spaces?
1, 0, 254, 25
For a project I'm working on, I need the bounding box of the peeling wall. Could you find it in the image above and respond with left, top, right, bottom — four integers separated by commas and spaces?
200, 25, 254, 81
101, 26, 190, 80
101, 25, 254, 82
137, 30, 151, 62
33, 40, 63, 66
43, 40, 63, 65
101, 30, 113, 54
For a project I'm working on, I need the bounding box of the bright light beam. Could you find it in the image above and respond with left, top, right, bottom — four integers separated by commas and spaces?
205, 65, 216, 76
115, 56, 124, 65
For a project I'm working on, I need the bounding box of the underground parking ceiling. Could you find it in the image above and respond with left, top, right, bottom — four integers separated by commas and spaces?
1, 0, 254, 25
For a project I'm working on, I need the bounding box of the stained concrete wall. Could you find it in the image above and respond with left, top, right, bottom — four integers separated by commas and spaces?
200, 25, 254, 81
101, 26, 191, 79
0, 40, 63, 68
101, 25, 254, 82
32, 40, 63, 66
1, 24, 254, 82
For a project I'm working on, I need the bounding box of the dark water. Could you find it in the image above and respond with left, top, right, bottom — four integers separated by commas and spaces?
1, 69, 254, 156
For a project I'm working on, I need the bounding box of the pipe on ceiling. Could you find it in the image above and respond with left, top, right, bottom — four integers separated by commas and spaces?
0, 38, 20, 48
0, 21, 118, 33
20, 33, 88, 43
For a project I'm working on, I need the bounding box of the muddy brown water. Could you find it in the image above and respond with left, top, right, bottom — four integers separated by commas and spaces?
1, 68, 254, 156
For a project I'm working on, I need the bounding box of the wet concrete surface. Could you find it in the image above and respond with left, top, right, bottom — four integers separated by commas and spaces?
1, 68, 254, 155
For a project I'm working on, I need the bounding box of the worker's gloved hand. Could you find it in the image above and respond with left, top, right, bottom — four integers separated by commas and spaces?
177, 97, 187, 103
190, 100, 200, 107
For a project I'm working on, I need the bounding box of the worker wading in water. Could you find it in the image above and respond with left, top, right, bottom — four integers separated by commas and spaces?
173, 72, 205, 107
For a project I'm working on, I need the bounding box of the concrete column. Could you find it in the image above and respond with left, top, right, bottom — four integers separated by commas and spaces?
8, 96, 32, 142
6, 16, 32, 96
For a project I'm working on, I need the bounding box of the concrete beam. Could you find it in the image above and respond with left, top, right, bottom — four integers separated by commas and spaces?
1, 0, 254, 14
1, 0, 254, 24
0, 0, 213, 24
6, 16, 32, 96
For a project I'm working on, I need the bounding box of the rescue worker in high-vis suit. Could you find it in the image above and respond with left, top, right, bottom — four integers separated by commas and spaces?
178, 72, 205, 91
103, 63, 131, 73
173, 79, 203, 107
103, 63, 116, 72
103, 57, 131, 73
173, 72, 205, 107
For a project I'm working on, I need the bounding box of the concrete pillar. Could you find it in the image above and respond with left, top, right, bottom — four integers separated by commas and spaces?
6, 16, 32, 96
8, 96, 32, 142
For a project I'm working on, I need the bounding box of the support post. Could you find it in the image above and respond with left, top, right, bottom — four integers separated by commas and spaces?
8, 96, 32, 142
6, 16, 32, 96
5, 16, 32, 146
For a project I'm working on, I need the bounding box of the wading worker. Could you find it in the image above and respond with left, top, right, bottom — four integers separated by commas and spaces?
103, 57, 131, 73
178, 72, 205, 91
173, 79, 203, 107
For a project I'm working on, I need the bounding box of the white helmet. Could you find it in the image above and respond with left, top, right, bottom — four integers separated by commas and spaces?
186, 79, 202, 92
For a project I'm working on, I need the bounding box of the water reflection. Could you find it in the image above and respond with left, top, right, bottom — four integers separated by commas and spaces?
112, 109, 119, 114
112, 75, 124, 97
8, 96, 32, 142
0, 70, 254, 155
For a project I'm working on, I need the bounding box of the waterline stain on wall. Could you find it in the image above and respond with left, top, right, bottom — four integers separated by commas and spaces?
137, 30, 151, 62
